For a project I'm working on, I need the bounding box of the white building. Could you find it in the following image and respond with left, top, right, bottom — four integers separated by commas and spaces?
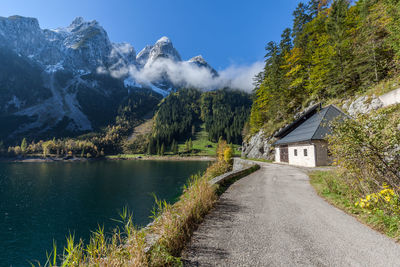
274, 104, 346, 167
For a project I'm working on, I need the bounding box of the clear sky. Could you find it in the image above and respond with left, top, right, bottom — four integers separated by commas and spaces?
0, 0, 302, 69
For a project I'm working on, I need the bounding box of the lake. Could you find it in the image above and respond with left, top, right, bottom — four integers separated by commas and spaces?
0, 160, 210, 266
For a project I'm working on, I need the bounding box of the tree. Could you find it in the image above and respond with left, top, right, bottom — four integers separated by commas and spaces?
307, 0, 331, 18
292, 2, 312, 48
185, 140, 189, 152
384, 0, 400, 60
156, 139, 160, 155
0, 141, 4, 155
147, 139, 155, 155
353, 0, 393, 87
171, 139, 178, 154
160, 143, 165, 156
21, 138, 27, 155
188, 138, 193, 152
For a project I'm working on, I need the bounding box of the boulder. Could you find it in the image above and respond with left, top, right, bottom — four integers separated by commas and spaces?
346, 95, 383, 116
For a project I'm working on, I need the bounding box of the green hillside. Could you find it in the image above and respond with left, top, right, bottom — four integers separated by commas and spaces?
249, 0, 400, 137
147, 88, 251, 155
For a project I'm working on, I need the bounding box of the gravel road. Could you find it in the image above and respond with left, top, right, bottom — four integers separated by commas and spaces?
182, 162, 400, 266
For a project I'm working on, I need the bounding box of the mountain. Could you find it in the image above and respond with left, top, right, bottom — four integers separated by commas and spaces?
0, 15, 218, 143
188, 55, 218, 77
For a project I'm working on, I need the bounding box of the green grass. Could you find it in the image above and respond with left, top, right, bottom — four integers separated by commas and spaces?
176, 124, 241, 157
310, 170, 400, 240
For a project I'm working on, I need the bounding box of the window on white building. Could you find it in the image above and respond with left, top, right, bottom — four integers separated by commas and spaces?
304, 149, 308, 156
294, 149, 297, 156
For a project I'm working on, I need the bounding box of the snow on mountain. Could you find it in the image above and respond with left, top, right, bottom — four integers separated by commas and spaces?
0, 15, 218, 140
189, 55, 219, 77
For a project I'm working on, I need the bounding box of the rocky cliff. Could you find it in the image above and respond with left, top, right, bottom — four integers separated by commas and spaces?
0, 15, 218, 143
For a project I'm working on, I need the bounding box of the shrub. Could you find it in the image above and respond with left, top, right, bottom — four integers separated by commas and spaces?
328, 104, 400, 195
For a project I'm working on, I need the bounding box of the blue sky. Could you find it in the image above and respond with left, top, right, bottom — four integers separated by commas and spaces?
0, 0, 302, 69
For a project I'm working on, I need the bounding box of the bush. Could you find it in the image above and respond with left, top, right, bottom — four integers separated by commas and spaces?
327, 104, 400, 221
328, 104, 400, 195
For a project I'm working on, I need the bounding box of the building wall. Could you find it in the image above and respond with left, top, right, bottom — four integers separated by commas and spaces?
379, 88, 400, 107
314, 141, 330, 166
288, 144, 316, 167
275, 147, 280, 163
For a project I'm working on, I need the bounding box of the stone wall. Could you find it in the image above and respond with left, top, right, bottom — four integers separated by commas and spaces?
210, 158, 260, 185
379, 88, 400, 107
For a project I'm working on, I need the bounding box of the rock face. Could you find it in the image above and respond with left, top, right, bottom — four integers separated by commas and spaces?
0, 15, 218, 142
344, 95, 383, 116
241, 130, 274, 160
189, 55, 218, 77
143, 36, 181, 65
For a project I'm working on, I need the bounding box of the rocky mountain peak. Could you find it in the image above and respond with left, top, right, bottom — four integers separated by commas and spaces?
70, 17, 85, 27
155, 36, 171, 44
0, 15, 45, 56
189, 55, 206, 64
147, 36, 181, 65
189, 55, 218, 77
0, 15, 219, 140
136, 45, 153, 66
65, 17, 100, 33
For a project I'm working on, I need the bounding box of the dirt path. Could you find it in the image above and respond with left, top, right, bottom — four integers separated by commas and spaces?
183, 162, 400, 266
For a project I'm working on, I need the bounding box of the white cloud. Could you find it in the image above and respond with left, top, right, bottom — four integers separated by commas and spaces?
218, 61, 264, 92
98, 58, 264, 92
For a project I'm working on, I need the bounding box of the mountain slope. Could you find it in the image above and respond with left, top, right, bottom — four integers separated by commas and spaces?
0, 15, 218, 144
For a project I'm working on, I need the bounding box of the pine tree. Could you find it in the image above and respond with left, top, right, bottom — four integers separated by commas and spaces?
171, 139, 178, 154
189, 138, 193, 153
21, 138, 27, 155
156, 139, 160, 155
147, 139, 155, 155
160, 143, 165, 156
0, 141, 4, 155
292, 2, 312, 48
185, 140, 189, 152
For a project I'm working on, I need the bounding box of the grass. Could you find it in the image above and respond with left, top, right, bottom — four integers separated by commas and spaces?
120, 123, 241, 158
38, 142, 259, 266
309, 170, 400, 241
177, 124, 241, 157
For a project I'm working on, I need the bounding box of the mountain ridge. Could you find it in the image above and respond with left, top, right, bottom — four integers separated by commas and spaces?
0, 15, 218, 143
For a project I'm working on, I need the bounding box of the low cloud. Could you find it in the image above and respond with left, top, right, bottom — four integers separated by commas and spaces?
218, 61, 264, 92
105, 58, 264, 92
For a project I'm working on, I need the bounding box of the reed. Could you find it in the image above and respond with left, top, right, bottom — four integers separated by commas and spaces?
37, 141, 233, 266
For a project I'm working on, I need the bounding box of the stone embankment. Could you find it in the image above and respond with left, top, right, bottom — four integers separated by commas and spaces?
183, 162, 400, 266
144, 158, 260, 251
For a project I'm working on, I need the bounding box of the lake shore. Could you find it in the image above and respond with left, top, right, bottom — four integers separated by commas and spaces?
0, 155, 216, 163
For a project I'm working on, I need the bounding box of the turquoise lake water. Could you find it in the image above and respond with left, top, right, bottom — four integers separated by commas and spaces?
0, 160, 209, 266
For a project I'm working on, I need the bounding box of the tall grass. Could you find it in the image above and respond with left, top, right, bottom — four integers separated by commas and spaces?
36, 207, 148, 267
37, 140, 233, 266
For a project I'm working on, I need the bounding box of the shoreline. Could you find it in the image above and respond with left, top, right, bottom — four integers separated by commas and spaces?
0, 155, 216, 163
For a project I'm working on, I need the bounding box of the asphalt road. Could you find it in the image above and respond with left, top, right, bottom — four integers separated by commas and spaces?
182, 162, 400, 266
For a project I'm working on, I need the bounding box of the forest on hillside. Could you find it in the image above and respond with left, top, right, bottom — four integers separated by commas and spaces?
149, 88, 251, 153
250, 0, 400, 135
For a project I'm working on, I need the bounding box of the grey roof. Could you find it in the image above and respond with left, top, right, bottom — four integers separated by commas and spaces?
274, 103, 321, 138
274, 105, 346, 145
